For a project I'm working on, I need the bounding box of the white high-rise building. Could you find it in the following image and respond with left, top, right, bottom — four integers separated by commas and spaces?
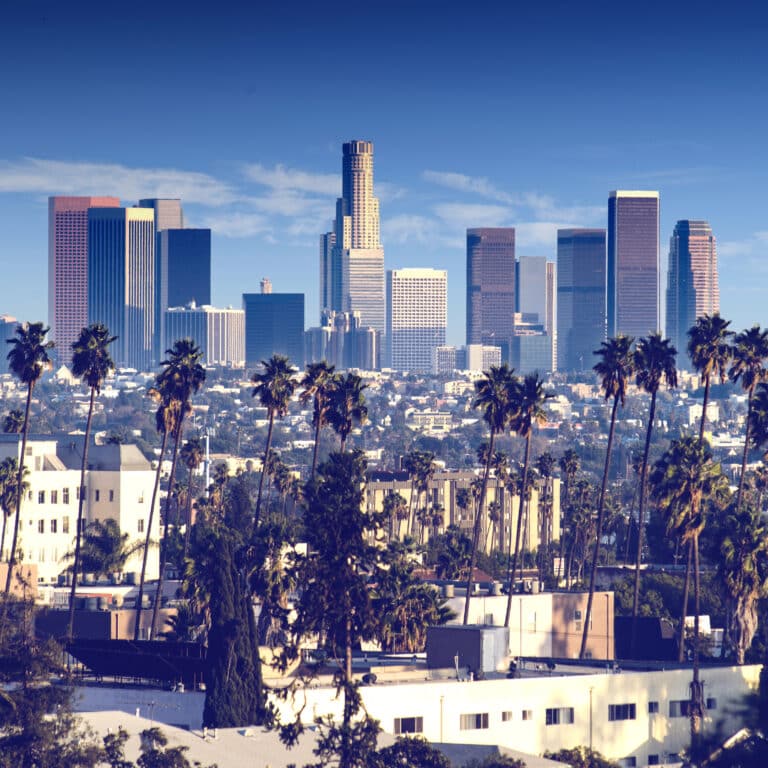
386, 268, 447, 372
164, 304, 245, 368
324, 141, 385, 334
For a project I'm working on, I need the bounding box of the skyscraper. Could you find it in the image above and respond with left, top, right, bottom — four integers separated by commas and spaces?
516, 256, 547, 321
666, 220, 719, 368
48, 196, 120, 364
242, 290, 305, 368
88, 206, 156, 371
323, 141, 385, 333
557, 228, 607, 371
386, 268, 447, 372
164, 304, 245, 368
607, 191, 660, 338
546, 261, 557, 371
466, 228, 516, 357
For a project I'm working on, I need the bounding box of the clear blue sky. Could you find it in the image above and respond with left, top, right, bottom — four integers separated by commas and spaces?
1, 0, 767, 344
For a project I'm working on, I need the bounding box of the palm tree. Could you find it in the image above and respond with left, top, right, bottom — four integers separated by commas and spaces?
383, 491, 407, 541
251, 355, 297, 526
2, 410, 23, 434
464, 364, 516, 625
504, 373, 551, 627
179, 437, 204, 558
64, 518, 144, 581
327, 372, 368, 452
413, 451, 436, 543
402, 451, 421, 537
630, 333, 677, 651
534, 452, 557, 583
557, 449, 580, 584
719, 506, 768, 664
0, 459, 27, 564
299, 361, 338, 478
729, 325, 768, 510
67, 323, 116, 640
1, 323, 53, 624
650, 436, 730, 749
149, 339, 206, 639
579, 335, 634, 659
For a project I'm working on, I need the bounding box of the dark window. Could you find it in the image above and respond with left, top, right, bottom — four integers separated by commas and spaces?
648, 701, 659, 714
669, 701, 690, 718
546, 707, 574, 725
460, 713, 489, 730
608, 703, 636, 721
393, 716, 423, 735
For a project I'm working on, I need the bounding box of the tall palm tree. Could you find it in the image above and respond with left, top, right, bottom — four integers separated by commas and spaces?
504, 373, 551, 627
534, 452, 557, 584
402, 450, 421, 537
719, 505, 768, 664
0, 459, 27, 564
413, 451, 436, 543
383, 491, 407, 541
149, 339, 206, 639
729, 325, 768, 510
327, 372, 368, 452
1, 322, 53, 625
2, 410, 23, 434
557, 449, 580, 584
299, 361, 338, 478
179, 437, 204, 558
579, 335, 634, 659
464, 364, 516, 625
650, 436, 730, 749
67, 323, 116, 640
630, 333, 677, 651
251, 355, 297, 526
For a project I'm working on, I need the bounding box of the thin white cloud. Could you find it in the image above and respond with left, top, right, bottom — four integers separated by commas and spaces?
243, 163, 339, 195
719, 231, 768, 259
433, 202, 511, 228
423, 170, 515, 204
196, 212, 271, 238
383, 214, 441, 244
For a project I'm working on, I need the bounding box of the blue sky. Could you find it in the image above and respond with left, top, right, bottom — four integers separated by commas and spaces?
1, 1, 767, 344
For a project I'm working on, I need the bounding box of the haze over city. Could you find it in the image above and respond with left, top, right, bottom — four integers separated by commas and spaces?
1, 1, 768, 341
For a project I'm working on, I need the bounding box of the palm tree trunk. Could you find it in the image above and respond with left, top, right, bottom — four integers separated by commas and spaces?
150, 423, 184, 639
463, 429, 495, 625
580, 396, 619, 659
678, 540, 693, 663
311, 410, 322, 478
254, 412, 275, 527
690, 533, 704, 753
407, 477, 417, 537
0, 513, 7, 564
556, 483, 569, 585
630, 391, 658, 655
183, 473, 195, 560
0, 381, 34, 634
736, 385, 754, 512
134, 427, 169, 642
504, 434, 531, 627
699, 374, 711, 444
67, 386, 96, 641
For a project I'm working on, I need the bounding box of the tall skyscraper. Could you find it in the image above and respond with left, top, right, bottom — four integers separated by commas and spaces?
666, 220, 719, 368
546, 261, 557, 371
48, 196, 121, 364
323, 141, 385, 333
0, 316, 17, 375
557, 228, 607, 371
137, 198, 184, 230
386, 268, 447, 372
164, 304, 245, 368
88, 207, 156, 371
607, 191, 660, 338
466, 228, 516, 357
242, 290, 305, 368
516, 256, 547, 320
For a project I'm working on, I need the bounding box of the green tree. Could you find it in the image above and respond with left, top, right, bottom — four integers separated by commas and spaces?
630, 332, 677, 654
2, 409, 23, 434
729, 325, 768, 510
327, 372, 368, 452
557, 448, 580, 584
179, 436, 203, 559
65, 518, 144, 581
67, 322, 117, 640
580, 335, 634, 658
544, 747, 619, 768
371, 737, 451, 768
534, 451, 557, 583
1, 322, 54, 629
505, 372, 550, 627
465, 364, 516, 625
383, 491, 407, 541
252, 355, 297, 524
0, 458, 27, 566
434, 525, 472, 580
300, 360, 338, 477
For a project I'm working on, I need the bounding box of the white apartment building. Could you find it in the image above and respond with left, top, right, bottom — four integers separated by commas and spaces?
0, 435, 160, 584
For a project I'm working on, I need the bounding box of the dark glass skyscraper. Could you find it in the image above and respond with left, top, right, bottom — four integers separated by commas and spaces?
607, 191, 659, 338
466, 228, 515, 356
242, 291, 305, 368
666, 220, 719, 369
557, 228, 607, 371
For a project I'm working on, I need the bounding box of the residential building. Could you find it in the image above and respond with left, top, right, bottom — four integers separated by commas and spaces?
386, 268, 447, 372
48, 196, 121, 365
466, 228, 516, 358
557, 228, 606, 371
242, 290, 305, 368
87, 206, 156, 371
607, 191, 660, 338
666, 220, 719, 368
164, 304, 245, 367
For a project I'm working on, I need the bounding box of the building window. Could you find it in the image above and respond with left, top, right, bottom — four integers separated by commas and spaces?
138, 519, 145, 533
51, 490, 58, 504
669, 700, 690, 718
545, 707, 574, 725
706, 698, 717, 710
38, 491, 45, 504
109, 490, 114, 502
501, 711, 513, 722
50, 520, 57, 534
648, 755, 659, 765
608, 704, 636, 721
393, 716, 423, 735
648, 701, 659, 714
62, 488, 70, 505
138, 493, 145, 504
62, 517, 69, 534
618, 759, 636, 768
38, 520, 44, 533
521, 710, 533, 721
460, 713, 489, 730
94, 490, 100, 502
76, 486, 81, 501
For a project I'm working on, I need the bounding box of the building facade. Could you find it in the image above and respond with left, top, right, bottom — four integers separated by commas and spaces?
607, 191, 660, 338
48, 196, 121, 365
466, 228, 516, 358
87, 206, 156, 371
305, 309, 379, 370
242, 291, 305, 368
557, 228, 607, 371
386, 268, 447, 372
0, 315, 17, 375
666, 220, 719, 369
164, 304, 245, 367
